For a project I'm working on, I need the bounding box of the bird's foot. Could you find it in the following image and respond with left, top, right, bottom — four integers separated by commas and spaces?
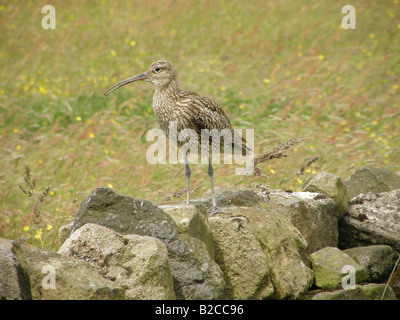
208, 206, 231, 217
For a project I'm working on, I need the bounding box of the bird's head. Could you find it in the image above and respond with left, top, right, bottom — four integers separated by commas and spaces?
105, 60, 178, 96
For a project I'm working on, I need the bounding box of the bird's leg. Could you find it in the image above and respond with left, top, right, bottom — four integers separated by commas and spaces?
184, 155, 191, 205
207, 156, 230, 217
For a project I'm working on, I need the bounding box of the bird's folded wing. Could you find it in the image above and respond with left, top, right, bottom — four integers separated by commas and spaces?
188, 96, 250, 155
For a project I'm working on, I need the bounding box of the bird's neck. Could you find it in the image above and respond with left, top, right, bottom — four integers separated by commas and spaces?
154, 79, 181, 101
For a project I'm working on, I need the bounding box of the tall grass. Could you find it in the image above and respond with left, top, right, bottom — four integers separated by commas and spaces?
1, 0, 399, 249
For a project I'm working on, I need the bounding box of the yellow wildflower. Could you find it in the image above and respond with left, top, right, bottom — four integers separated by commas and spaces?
39, 85, 47, 95
269, 167, 276, 174
34, 229, 42, 240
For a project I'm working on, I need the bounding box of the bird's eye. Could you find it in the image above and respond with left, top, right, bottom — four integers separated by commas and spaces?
155, 67, 161, 72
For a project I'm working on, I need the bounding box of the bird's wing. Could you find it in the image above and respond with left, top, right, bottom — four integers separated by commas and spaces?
181, 92, 250, 155
182, 93, 232, 132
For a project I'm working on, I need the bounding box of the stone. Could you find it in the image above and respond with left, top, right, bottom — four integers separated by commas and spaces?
338, 190, 400, 253
226, 206, 313, 299
0, 239, 32, 300
344, 245, 395, 283
122, 234, 175, 300
208, 216, 274, 299
343, 166, 400, 200
58, 223, 176, 300
69, 187, 179, 241
388, 260, 400, 299
305, 283, 397, 300
266, 190, 338, 253
202, 187, 234, 199
199, 189, 264, 209
58, 222, 73, 246
160, 204, 215, 260
21, 244, 124, 300
170, 234, 225, 300
302, 172, 348, 219
68, 187, 225, 300
309, 247, 368, 290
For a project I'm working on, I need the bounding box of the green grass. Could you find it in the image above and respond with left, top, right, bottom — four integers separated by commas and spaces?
1, 0, 399, 250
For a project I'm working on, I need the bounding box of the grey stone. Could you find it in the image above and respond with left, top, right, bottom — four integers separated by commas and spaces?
0, 239, 32, 300
199, 189, 264, 209
309, 247, 368, 290
208, 216, 274, 299
58, 222, 73, 246
226, 206, 313, 299
344, 166, 400, 199
338, 190, 400, 253
388, 260, 400, 299
344, 245, 395, 283
160, 204, 215, 260
69, 187, 179, 241
59, 223, 176, 300
22, 245, 124, 300
305, 283, 397, 300
170, 234, 225, 300
68, 187, 225, 300
266, 190, 338, 253
303, 172, 348, 219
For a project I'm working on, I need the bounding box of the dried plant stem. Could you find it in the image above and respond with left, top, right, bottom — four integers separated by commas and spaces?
296, 155, 322, 177
19, 163, 36, 197
18, 163, 51, 249
253, 138, 306, 178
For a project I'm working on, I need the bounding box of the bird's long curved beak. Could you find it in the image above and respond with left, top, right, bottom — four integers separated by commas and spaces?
104, 72, 148, 96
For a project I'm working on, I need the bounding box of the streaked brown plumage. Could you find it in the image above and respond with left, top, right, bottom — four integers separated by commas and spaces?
105, 60, 249, 216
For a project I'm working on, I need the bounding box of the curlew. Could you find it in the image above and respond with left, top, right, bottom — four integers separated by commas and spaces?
105, 60, 250, 216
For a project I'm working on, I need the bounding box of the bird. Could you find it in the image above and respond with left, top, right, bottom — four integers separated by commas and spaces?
105, 60, 250, 217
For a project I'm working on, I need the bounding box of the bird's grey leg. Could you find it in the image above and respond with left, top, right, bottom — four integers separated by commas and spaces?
208, 160, 217, 208
184, 155, 191, 205
207, 156, 230, 217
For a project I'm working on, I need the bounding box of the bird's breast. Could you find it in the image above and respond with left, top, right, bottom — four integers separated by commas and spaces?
153, 100, 193, 134
153, 100, 175, 135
